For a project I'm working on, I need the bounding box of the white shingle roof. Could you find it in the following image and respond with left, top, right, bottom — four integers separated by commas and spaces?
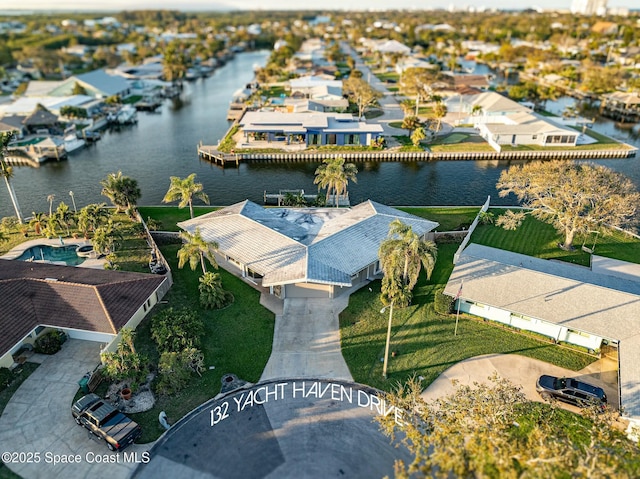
444, 243, 640, 419
178, 200, 438, 288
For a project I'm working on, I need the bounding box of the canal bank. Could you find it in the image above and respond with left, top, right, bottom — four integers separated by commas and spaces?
0, 52, 639, 218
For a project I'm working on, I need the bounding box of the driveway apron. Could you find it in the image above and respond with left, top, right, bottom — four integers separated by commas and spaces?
261, 297, 353, 382
0, 339, 149, 479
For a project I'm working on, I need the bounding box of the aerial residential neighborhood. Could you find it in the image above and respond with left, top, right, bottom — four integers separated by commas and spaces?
1, 2, 640, 478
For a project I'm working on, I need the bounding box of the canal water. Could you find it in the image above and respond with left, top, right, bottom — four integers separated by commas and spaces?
1, 50, 639, 218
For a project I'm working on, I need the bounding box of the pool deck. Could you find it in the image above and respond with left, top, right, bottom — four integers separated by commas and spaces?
1, 238, 106, 269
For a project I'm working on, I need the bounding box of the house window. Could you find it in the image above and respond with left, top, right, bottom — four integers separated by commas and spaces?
346, 134, 360, 145
309, 133, 321, 145
532, 135, 537, 140
568, 329, 591, 338
327, 133, 337, 145
143, 304, 147, 312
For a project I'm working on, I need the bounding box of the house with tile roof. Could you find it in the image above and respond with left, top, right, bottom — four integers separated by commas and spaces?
445, 91, 579, 151
0, 260, 169, 369
444, 243, 640, 429
178, 200, 438, 299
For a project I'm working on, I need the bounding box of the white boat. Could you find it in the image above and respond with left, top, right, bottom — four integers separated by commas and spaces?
64, 133, 86, 153
117, 105, 138, 124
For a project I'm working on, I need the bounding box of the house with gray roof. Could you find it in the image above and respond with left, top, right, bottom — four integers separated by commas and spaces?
0, 260, 169, 369
178, 200, 438, 299
445, 91, 579, 151
444, 243, 640, 428
239, 111, 383, 147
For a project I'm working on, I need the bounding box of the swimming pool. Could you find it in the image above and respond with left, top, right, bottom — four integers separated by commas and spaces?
16, 245, 86, 266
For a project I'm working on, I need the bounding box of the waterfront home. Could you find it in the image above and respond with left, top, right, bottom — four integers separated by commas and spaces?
2, 94, 103, 119
283, 98, 349, 113
25, 69, 131, 100
600, 91, 640, 122
444, 243, 640, 432
178, 200, 437, 299
288, 75, 343, 99
446, 91, 579, 150
239, 111, 383, 147
0, 260, 169, 369
395, 56, 438, 74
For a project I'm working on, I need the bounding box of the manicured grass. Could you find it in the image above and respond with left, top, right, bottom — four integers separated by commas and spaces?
429, 141, 496, 152
472, 209, 640, 266
364, 109, 384, 119
375, 72, 399, 82
339, 243, 595, 392
129, 244, 275, 442
260, 85, 286, 97
389, 121, 405, 129
138, 206, 217, 232
399, 206, 481, 231
439, 133, 470, 144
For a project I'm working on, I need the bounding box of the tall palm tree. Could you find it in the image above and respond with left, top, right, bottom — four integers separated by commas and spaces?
55, 201, 74, 237
100, 171, 141, 214
0, 131, 23, 223
162, 173, 209, 219
29, 212, 46, 236
177, 228, 219, 275
378, 219, 438, 308
313, 157, 358, 207
432, 101, 448, 132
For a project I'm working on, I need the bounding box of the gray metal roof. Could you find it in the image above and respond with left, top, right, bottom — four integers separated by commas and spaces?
178, 200, 438, 288
74, 69, 130, 96
444, 243, 640, 419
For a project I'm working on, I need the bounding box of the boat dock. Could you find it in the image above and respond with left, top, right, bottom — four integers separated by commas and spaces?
264, 189, 350, 207
197, 143, 240, 166
227, 103, 246, 121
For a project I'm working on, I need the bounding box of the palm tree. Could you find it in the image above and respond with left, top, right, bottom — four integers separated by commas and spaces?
77, 203, 109, 238
0, 131, 23, 223
29, 212, 46, 236
313, 157, 358, 207
162, 173, 209, 219
378, 219, 438, 308
401, 116, 422, 134
378, 219, 438, 378
411, 127, 426, 147
177, 228, 219, 275
433, 101, 448, 132
47, 194, 55, 217
100, 171, 141, 214
55, 201, 74, 237
92, 220, 123, 255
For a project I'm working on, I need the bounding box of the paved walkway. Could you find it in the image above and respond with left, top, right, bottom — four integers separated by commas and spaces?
0, 340, 149, 479
261, 296, 353, 382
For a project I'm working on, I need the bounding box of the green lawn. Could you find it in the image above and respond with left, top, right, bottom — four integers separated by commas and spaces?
129, 243, 275, 442
138, 206, 217, 232
260, 85, 286, 98
339, 243, 595, 392
375, 72, 400, 83
472, 209, 640, 266
389, 122, 405, 129
399, 207, 480, 231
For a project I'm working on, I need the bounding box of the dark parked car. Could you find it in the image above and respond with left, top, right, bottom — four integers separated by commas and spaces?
536, 375, 607, 408
72, 394, 142, 451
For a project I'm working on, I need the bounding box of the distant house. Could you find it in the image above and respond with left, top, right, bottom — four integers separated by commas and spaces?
178, 200, 438, 299
444, 243, 640, 430
395, 57, 439, 75
0, 260, 169, 369
27, 70, 131, 100
239, 111, 383, 147
373, 40, 411, 55
446, 91, 579, 150
283, 98, 349, 113
289, 75, 343, 99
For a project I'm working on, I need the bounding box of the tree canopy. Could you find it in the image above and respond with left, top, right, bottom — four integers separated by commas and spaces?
100, 171, 141, 214
177, 227, 219, 274
162, 173, 209, 219
496, 161, 640, 250
343, 76, 382, 118
379, 375, 640, 479
313, 157, 358, 207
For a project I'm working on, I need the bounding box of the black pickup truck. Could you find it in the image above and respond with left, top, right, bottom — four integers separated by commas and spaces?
71, 394, 142, 451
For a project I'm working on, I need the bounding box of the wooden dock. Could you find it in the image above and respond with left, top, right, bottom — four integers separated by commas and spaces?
4, 148, 45, 167
197, 143, 240, 166
226, 103, 246, 121
264, 189, 349, 207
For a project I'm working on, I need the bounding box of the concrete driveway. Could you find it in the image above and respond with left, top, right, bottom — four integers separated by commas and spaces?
261, 297, 353, 382
0, 339, 149, 479
422, 353, 619, 413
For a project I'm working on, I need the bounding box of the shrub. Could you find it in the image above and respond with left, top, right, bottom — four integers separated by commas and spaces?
34, 331, 64, 354
156, 351, 191, 395
0, 367, 12, 389
434, 289, 454, 315
1, 216, 19, 231
151, 308, 204, 353
101, 329, 148, 389
199, 272, 234, 310
155, 348, 203, 395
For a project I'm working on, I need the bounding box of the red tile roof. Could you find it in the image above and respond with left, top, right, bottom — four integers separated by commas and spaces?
0, 259, 167, 359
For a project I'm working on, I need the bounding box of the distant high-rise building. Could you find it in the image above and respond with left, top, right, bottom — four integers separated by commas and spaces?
571, 0, 608, 15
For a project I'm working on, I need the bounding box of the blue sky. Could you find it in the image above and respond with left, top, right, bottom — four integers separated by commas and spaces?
6, 1, 637, 12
